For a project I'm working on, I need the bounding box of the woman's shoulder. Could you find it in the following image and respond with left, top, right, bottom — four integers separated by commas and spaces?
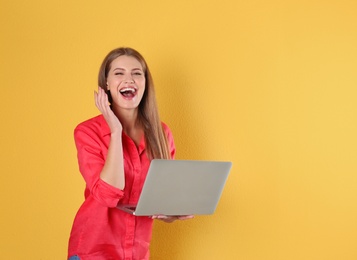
161, 121, 174, 138
74, 115, 109, 135
161, 121, 172, 132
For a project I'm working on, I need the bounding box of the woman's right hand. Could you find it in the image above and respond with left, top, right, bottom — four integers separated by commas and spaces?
94, 87, 122, 134
94, 87, 125, 190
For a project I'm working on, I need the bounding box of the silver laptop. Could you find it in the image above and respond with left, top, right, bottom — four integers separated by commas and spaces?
117, 159, 232, 216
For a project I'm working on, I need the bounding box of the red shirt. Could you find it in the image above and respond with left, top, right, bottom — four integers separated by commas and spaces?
68, 115, 176, 260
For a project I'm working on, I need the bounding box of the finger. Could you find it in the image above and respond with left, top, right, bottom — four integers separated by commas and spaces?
177, 215, 194, 220
95, 90, 105, 112
97, 88, 109, 113
98, 88, 105, 111
94, 90, 99, 109
152, 215, 171, 220
102, 89, 110, 110
156, 215, 169, 219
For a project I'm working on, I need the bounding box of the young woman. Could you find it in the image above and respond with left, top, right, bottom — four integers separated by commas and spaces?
68, 47, 193, 260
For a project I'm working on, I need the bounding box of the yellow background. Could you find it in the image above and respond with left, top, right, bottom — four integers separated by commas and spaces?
1, 0, 356, 259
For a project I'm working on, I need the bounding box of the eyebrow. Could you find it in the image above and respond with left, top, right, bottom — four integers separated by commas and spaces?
113, 67, 143, 71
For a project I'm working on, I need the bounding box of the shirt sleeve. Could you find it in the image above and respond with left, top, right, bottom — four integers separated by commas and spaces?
74, 125, 124, 208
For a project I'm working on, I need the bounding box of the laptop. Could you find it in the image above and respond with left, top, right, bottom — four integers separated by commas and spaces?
116, 159, 232, 216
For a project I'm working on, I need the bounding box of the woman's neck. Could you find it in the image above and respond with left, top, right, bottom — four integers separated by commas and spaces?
112, 106, 143, 145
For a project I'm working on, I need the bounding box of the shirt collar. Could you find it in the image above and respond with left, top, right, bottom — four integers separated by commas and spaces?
99, 114, 146, 154
98, 115, 111, 137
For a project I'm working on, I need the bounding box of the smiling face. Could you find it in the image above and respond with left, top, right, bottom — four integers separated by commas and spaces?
106, 55, 146, 112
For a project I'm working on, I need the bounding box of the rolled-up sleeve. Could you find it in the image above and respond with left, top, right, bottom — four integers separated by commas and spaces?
74, 126, 124, 208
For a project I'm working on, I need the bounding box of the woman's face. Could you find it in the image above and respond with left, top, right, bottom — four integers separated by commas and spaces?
106, 55, 146, 111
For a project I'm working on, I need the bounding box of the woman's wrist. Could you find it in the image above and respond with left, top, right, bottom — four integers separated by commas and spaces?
110, 129, 122, 137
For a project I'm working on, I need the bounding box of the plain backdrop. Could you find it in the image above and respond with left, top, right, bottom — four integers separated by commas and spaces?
1, 0, 357, 259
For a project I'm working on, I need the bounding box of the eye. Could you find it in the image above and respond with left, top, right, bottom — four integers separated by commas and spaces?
114, 72, 124, 75
133, 70, 144, 77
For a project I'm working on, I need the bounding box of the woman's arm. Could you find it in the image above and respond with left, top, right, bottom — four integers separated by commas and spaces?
94, 87, 125, 190
74, 125, 124, 207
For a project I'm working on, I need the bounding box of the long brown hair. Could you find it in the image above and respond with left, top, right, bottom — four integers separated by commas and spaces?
98, 47, 171, 160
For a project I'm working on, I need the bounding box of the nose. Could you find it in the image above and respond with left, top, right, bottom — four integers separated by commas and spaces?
124, 76, 135, 84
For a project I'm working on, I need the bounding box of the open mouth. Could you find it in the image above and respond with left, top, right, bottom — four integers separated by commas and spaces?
119, 87, 137, 98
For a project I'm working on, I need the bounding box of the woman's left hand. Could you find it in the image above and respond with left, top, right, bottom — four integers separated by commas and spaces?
151, 215, 194, 223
